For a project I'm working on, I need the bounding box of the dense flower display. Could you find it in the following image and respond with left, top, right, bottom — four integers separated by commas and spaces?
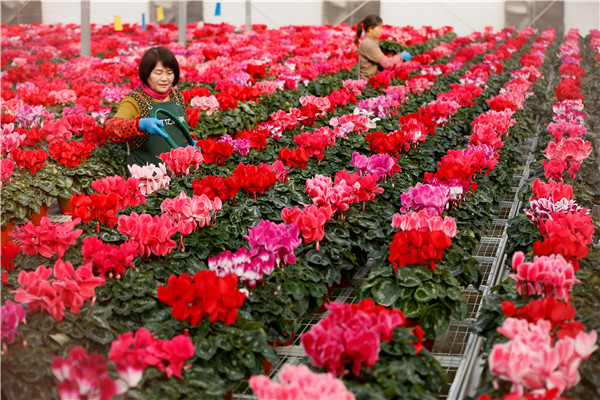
481, 27, 598, 400
1, 17, 598, 400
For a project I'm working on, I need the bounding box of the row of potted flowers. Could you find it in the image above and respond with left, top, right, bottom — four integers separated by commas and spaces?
473, 28, 599, 400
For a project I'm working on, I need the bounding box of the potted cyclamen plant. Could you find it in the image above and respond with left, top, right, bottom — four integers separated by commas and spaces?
359, 207, 468, 340
298, 299, 447, 400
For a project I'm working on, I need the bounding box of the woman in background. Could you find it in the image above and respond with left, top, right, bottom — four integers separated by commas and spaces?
355, 15, 411, 80
106, 46, 189, 166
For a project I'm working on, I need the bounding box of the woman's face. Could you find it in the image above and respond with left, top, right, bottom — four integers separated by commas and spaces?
147, 61, 174, 94
367, 22, 383, 39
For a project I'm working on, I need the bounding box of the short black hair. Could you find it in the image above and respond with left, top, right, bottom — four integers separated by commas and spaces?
139, 46, 180, 86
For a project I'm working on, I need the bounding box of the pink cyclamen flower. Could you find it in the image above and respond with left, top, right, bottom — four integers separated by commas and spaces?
81, 236, 139, 279
1, 300, 26, 347
392, 210, 458, 238
117, 212, 179, 259
160, 191, 221, 237
10, 217, 82, 259
250, 364, 355, 400
159, 146, 203, 176
509, 251, 580, 301
109, 328, 195, 387
1, 159, 15, 184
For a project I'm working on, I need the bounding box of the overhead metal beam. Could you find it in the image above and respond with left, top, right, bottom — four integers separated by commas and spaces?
333, 0, 370, 26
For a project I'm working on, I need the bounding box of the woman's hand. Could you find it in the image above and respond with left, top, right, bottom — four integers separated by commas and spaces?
139, 118, 168, 138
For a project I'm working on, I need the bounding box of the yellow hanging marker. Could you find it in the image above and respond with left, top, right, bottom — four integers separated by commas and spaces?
114, 15, 123, 31
157, 6, 164, 22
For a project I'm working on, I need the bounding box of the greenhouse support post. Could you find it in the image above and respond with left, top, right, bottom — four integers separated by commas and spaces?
81, 0, 90, 57
245, 0, 251, 31
178, 0, 187, 44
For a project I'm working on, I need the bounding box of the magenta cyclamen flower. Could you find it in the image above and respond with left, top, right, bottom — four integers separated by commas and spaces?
367, 153, 396, 181
350, 152, 368, 174
250, 364, 355, 400
509, 251, 580, 301
243, 220, 301, 266
300, 300, 405, 377
400, 183, 451, 215
1, 300, 26, 347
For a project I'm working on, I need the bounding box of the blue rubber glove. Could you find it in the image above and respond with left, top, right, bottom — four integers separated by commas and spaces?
401, 51, 412, 61
192, 140, 202, 150
139, 118, 168, 138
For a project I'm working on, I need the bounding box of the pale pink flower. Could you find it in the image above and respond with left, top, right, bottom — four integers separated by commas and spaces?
190, 95, 219, 115
128, 163, 171, 195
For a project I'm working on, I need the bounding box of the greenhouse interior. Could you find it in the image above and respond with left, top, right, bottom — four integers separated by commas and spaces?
1, 0, 600, 399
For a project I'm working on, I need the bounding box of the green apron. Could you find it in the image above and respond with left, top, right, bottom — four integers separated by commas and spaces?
127, 99, 190, 167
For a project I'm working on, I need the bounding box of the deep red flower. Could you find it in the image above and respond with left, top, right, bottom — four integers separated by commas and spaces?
195, 139, 233, 165
11, 148, 48, 175
278, 147, 309, 170
1, 241, 21, 271
158, 270, 245, 326
231, 162, 277, 198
